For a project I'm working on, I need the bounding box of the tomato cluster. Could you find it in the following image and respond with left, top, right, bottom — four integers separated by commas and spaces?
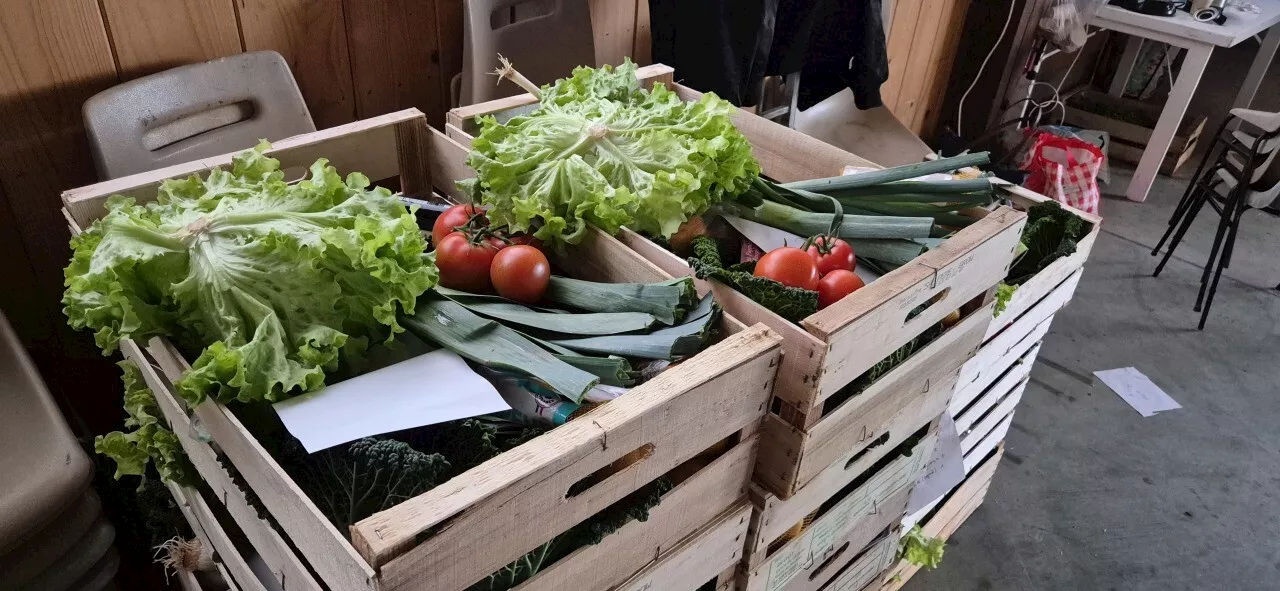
752, 236, 865, 310
431, 204, 550, 303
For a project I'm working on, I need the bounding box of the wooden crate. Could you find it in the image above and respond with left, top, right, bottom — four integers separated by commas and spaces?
879, 444, 1004, 591
1064, 89, 1206, 176
62, 109, 784, 591
736, 427, 937, 591
444, 65, 1027, 500
612, 502, 752, 591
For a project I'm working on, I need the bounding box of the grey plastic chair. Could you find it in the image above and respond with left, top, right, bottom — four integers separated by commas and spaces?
83, 51, 316, 180
454, 0, 596, 107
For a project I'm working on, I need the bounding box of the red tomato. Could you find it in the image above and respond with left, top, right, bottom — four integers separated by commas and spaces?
817, 270, 865, 309
806, 237, 855, 276
505, 233, 544, 251
490, 245, 551, 303
436, 232, 499, 292
432, 204, 486, 245
754, 247, 820, 291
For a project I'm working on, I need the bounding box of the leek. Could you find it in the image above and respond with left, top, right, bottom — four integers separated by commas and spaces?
403, 295, 599, 402
437, 287, 660, 335
847, 239, 928, 267
720, 200, 934, 240
543, 277, 697, 325
547, 296, 719, 360
820, 178, 993, 197
517, 330, 637, 387
779, 153, 991, 193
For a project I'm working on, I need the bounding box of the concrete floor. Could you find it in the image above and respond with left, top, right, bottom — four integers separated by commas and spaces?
905, 165, 1280, 590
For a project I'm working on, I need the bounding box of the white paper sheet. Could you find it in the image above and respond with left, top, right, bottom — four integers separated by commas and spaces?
905, 413, 966, 515
273, 349, 510, 452
1094, 367, 1181, 417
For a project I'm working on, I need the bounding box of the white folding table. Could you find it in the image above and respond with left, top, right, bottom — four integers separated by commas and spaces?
1090, 2, 1280, 202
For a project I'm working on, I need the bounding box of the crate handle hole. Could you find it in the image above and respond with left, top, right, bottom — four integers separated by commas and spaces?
565, 443, 655, 498
808, 541, 851, 581
844, 431, 890, 471
905, 287, 951, 325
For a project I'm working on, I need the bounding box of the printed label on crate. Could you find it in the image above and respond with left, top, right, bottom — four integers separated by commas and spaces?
807, 500, 856, 558
765, 542, 810, 591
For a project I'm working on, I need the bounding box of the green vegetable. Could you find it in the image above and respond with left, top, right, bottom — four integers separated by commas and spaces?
64, 142, 436, 406
543, 276, 697, 325
403, 294, 600, 402
545, 294, 720, 360
285, 437, 450, 533
994, 283, 1018, 317
1006, 200, 1090, 285
899, 525, 945, 569
688, 236, 817, 322
719, 199, 934, 240
473, 477, 673, 590
463, 59, 759, 245
437, 286, 663, 335
94, 360, 197, 487
779, 153, 991, 193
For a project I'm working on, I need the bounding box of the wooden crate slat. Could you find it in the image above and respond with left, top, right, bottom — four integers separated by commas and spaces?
359, 326, 780, 591
612, 503, 753, 591
119, 340, 323, 591
808, 207, 1025, 402
61, 109, 427, 224
956, 269, 1081, 402
807, 531, 900, 591
743, 433, 936, 591
756, 306, 987, 499
518, 437, 757, 591
165, 481, 269, 591
881, 445, 1002, 591
954, 343, 1040, 435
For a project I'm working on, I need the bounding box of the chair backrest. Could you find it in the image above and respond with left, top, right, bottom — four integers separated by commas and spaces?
83, 51, 316, 179
458, 0, 596, 107
1246, 145, 1280, 208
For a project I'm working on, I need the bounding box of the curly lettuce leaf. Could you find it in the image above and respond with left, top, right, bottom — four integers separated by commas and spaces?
65, 142, 436, 406
465, 60, 759, 245
899, 525, 945, 569
94, 360, 197, 487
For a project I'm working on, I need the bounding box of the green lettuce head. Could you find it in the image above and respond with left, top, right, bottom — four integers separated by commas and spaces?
64, 142, 436, 406
463, 59, 759, 245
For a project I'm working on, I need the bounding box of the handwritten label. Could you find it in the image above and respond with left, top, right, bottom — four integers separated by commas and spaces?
906, 414, 965, 515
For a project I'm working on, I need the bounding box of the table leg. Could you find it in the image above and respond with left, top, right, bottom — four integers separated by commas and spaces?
1126, 43, 1213, 202
1233, 25, 1280, 113
1110, 36, 1144, 97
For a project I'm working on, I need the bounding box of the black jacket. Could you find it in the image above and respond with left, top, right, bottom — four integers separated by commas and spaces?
648, 0, 888, 110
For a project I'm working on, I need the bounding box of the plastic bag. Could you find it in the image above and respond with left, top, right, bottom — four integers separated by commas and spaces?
1039, 0, 1103, 52
1020, 131, 1104, 214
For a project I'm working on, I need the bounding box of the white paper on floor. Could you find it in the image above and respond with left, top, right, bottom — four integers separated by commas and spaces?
274, 349, 510, 452
905, 413, 966, 515
1094, 367, 1181, 417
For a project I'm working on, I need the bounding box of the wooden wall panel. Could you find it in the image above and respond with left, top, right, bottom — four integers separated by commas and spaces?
100, 0, 244, 79
435, 0, 465, 109
590, 0, 639, 66
884, 0, 971, 138
882, 0, 924, 109
238, 0, 356, 128
632, 0, 653, 65
0, 0, 125, 430
345, 0, 446, 124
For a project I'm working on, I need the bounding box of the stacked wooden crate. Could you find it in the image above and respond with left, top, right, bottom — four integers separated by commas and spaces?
881, 188, 1100, 590
63, 110, 783, 591
444, 66, 1029, 591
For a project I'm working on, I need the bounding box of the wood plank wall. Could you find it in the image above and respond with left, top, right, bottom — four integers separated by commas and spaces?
882, 0, 972, 140
0, 0, 648, 432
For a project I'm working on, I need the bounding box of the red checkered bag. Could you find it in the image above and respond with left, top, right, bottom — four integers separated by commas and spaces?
1020, 131, 1103, 214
